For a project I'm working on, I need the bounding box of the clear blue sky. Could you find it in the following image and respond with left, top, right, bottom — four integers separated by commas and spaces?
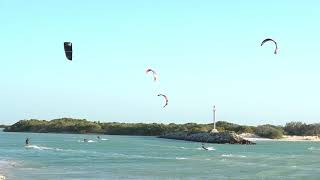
1, 0, 320, 125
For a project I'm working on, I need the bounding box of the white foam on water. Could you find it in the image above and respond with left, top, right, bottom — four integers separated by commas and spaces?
176, 157, 212, 161
25, 145, 63, 151
78, 139, 96, 143
176, 157, 189, 160
221, 154, 232, 157
221, 154, 246, 158
100, 138, 108, 141
25, 145, 52, 150
308, 147, 320, 151
58, 149, 88, 153
111, 153, 172, 160
0, 160, 14, 168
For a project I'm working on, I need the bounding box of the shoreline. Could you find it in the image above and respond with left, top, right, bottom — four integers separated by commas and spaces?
0, 160, 6, 180
3, 129, 320, 142
277, 135, 320, 142
240, 133, 320, 142
0, 159, 19, 180
0, 175, 5, 180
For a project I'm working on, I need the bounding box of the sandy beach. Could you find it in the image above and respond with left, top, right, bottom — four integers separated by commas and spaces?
279, 135, 320, 141
0, 175, 5, 180
240, 133, 320, 141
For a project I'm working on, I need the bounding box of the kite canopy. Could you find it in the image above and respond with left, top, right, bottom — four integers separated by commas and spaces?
261, 38, 278, 54
157, 94, 168, 108
64, 42, 72, 60
146, 68, 158, 81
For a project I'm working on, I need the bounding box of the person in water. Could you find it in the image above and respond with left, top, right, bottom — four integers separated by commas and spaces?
83, 138, 88, 142
201, 143, 208, 150
97, 136, 100, 140
25, 138, 30, 146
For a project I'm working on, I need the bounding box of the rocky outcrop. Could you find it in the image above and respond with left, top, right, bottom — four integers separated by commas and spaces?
159, 131, 255, 145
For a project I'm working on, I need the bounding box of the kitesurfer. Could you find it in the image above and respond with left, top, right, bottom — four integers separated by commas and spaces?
201, 143, 208, 151
25, 138, 29, 146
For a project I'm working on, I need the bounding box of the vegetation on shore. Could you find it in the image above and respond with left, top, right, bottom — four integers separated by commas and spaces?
0, 125, 9, 128
284, 122, 320, 136
3, 118, 320, 139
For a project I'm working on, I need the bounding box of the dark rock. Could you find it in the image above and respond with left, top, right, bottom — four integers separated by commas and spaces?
159, 131, 256, 145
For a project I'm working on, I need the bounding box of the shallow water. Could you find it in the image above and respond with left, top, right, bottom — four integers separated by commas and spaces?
1, 129, 320, 179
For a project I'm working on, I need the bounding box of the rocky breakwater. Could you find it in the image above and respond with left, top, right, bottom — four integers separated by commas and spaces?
159, 131, 256, 145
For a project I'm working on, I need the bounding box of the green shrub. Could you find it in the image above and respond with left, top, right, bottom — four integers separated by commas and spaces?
255, 125, 283, 139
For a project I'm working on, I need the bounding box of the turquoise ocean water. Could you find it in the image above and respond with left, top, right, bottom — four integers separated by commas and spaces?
1, 129, 320, 180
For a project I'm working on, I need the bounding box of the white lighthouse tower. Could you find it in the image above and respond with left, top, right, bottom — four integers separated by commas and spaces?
210, 105, 219, 133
